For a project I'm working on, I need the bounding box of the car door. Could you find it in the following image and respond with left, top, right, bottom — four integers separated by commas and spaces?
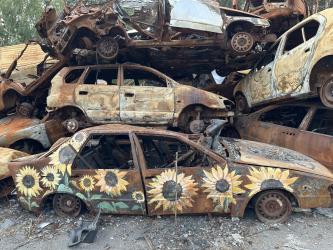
71, 132, 146, 214
132, 133, 242, 216
247, 105, 311, 151
300, 107, 333, 169
119, 65, 175, 125
273, 19, 322, 97
75, 66, 120, 123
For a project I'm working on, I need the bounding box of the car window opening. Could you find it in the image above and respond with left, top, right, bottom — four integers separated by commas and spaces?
259, 106, 309, 128
137, 135, 214, 169
123, 69, 167, 87
308, 109, 333, 136
84, 68, 118, 85
73, 134, 133, 170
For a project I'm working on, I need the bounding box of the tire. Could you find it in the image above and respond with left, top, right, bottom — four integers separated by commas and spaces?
319, 76, 333, 108
235, 94, 250, 114
53, 193, 82, 217
254, 190, 292, 224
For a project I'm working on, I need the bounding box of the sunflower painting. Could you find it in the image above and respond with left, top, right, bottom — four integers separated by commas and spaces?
70, 132, 87, 151
132, 191, 145, 204
49, 142, 76, 176
16, 166, 42, 209
202, 165, 245, 212
245, 167, 298, 197
147, 169, 199, 212
41, 166, 61, 190
79, 175, 95, 193
95, 169, 129, 197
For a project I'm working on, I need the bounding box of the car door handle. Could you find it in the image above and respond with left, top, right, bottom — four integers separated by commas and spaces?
79, 91, 88, 95
124, 92, 134, 97
267, 68, 272, 72
304, 48, 310, 53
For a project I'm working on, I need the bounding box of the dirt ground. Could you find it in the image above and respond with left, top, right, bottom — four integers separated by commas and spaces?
0, 197, 333, 250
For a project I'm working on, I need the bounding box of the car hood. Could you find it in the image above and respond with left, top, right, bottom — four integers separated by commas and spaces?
221, 138, 333, 178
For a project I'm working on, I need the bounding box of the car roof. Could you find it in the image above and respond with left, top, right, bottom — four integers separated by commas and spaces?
79, 124, 193, 138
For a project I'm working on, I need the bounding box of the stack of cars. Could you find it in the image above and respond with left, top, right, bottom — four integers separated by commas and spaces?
0, 0, 333, 224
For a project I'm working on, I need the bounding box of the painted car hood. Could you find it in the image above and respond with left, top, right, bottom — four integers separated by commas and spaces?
221, 138, 333, 178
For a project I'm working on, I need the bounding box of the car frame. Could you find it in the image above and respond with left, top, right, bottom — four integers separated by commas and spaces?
9, 124, 333, 223
233, 9, 333, 113
46, 63, 234, 134
234, 101, 333, 171
36, 0, 273, 77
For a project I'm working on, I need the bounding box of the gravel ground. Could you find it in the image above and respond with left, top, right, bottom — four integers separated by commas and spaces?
0, 197, 333, 250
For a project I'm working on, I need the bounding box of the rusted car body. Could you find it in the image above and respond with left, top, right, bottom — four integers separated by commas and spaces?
0, 43, 66, 116
242, 0, 308, 35
233, 9, 333, 113
36, 0, 274, 77
9, 124, 333, 223
0, 114, 67, 154
0, 147, 28, 197
46, 64, 234, 134
235, 102, 333, 171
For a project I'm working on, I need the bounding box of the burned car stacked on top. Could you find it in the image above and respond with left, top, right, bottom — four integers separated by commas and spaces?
36, 0, 275, 77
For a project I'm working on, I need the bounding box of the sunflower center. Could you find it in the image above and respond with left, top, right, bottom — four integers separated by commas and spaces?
261, 179, 283, 190
83, 178, 92, 188
105, 172, 118, 187
59, 146, 76, 164
46, 173, 54, 182
22, 175, 35, 188
215, 179, 230, 193
162, 180, 183, 201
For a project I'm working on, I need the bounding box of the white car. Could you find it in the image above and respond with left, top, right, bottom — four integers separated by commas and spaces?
234, 9, 333, 113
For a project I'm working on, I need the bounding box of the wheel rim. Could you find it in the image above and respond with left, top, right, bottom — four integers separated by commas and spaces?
53, 194, 81, 217
255, 191, 291, 223
320, 78, 333, 107
231, 32, 254, 53
96, 36, 119, 60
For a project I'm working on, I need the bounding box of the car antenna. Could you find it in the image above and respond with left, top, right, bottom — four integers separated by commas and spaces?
174, 151, 178, 225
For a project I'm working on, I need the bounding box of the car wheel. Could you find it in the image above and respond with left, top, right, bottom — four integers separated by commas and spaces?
254, 190, 292, 223
319, 77, 333, 108
230, 32, 254, 54
235, 94, 250, 114
53, 193, 82, 217
96, 36, 119, 60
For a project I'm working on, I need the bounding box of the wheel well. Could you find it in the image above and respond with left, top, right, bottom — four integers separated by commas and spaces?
42, 193, 88, 213
226, 21, 255, 37
246, 189, 299, 210
309, 56, 333, 92
51, 106, 86, 120
9, 139, 45, 154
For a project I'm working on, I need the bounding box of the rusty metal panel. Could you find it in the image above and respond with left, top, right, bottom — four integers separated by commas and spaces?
119, 86, 175, 124
169, 0, 223, 33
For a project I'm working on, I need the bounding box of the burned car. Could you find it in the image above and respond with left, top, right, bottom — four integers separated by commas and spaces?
36, 0, 274, 77
0, 43, 66, 116
241, 0, 309, 35
0, 147, 28, 197
235, 102, 333, 172
233, 9, 333, 113
9, 124, 333, 223
46, 64, 233, 134
0, 113, 67, 154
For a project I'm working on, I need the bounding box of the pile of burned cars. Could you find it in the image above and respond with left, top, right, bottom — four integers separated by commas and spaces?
0, 0, 333, 225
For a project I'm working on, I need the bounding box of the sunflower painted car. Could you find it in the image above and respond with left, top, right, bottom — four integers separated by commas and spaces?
9, 125, 333, 223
